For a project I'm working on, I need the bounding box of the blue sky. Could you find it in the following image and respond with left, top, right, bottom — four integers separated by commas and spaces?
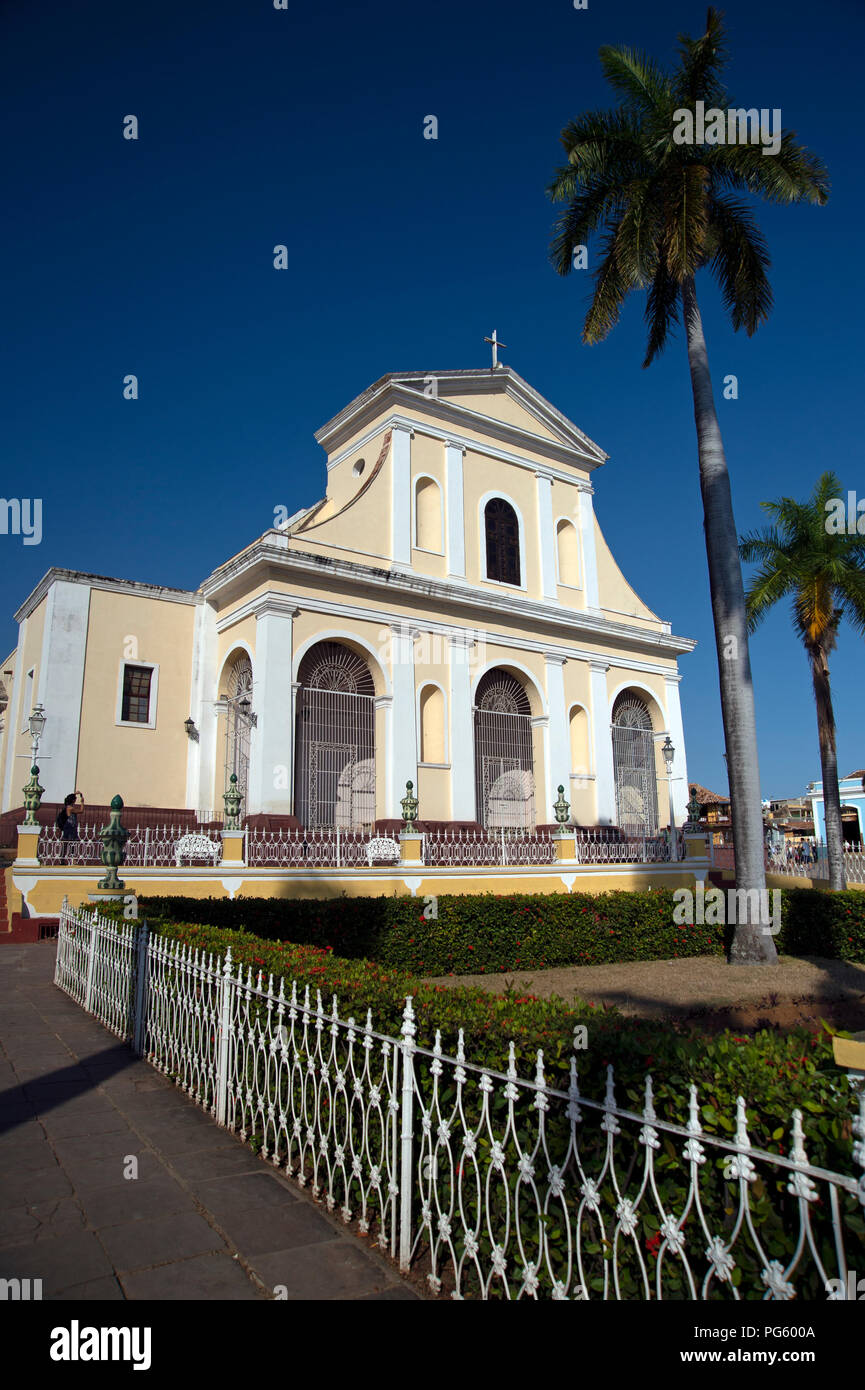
2, 0, 863, 801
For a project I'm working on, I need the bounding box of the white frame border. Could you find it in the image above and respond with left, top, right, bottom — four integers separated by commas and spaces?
115, 660, 159, 730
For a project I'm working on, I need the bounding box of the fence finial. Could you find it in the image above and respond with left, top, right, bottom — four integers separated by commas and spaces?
401, 996, 416, 1043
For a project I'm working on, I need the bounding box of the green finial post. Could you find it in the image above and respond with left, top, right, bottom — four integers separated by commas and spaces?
400, 780, 419, 833
22, 765, 44, 826
223, 773, 243, 830
553, 784, 570, 827
685, 791, 703, 829
97, 794, 129, 891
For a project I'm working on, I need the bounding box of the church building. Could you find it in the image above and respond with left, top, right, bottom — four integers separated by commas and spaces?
0, 366, 695, 835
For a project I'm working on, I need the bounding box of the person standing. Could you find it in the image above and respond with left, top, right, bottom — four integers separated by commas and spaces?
57, 793, 80, 864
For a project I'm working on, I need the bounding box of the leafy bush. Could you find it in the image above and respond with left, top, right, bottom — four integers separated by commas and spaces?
132, 886, 865, 974
779, 887, 865, 958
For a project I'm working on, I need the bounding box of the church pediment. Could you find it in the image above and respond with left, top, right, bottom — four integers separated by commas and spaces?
314, 368, 608, 471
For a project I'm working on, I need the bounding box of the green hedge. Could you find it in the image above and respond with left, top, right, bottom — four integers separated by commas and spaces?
132, 886, 865, 975
134, 914, 863, 1297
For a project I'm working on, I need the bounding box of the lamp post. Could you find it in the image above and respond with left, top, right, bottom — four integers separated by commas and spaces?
28, 704, 46, 762
661, 735, 678, 862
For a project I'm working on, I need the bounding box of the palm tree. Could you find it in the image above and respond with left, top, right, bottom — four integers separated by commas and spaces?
547, 7, 828, 963
739, 474, 865, 891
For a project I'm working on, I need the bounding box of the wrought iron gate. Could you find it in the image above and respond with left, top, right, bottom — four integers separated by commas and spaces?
223, 655, 253, 799
295, 643, 375, 829
611, 694, 659, 835
474, 671, 535, 829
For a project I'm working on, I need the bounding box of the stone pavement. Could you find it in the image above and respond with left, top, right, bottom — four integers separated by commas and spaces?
0, 943, 419, 1301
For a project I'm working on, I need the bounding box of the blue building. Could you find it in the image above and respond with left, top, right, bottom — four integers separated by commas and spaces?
807, 770, 865, 846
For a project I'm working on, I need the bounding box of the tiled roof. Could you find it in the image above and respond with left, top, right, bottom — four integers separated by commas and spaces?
689, 782, 729, 806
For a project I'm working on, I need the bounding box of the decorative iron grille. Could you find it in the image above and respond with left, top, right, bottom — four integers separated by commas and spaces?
611, 694, 659, 836
474, 671, 535, 829
295, 642, 375, 829
223, 654, 253, 799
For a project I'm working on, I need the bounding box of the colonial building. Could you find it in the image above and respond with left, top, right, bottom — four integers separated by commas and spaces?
808, 771, 865, 847
0, 367, 695, 834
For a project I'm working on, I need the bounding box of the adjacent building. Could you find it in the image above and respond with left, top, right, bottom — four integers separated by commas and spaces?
808, 772, 865, 847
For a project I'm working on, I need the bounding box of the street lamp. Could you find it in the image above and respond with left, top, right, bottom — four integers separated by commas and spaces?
236, 696, 257, 727
28, 704, 46, 760
661, 736, 678, 861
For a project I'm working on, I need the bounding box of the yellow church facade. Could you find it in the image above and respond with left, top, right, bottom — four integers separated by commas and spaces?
0, 367, 695, 834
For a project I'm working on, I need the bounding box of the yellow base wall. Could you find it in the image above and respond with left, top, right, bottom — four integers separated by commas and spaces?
12, 864, 708, 916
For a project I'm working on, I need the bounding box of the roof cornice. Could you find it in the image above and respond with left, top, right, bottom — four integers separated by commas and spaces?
201, 536, 696, 660
13, 568, 201, 623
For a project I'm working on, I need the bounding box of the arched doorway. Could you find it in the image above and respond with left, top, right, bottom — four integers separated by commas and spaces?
221, 652, 254, 800
611, 692, 659, 835
294, 641, 376, 829
474, 669, 535, 829
840, 806, 862, 847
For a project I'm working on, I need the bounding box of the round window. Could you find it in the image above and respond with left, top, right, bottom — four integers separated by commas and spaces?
352, 458, 365, 477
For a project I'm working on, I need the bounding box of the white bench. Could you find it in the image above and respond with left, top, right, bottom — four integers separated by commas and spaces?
174, 833, 221, 867
366, 837, 401, 867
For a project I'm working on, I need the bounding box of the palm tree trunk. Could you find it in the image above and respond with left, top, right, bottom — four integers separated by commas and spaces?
809, 644, 847, 890
681, 276, 776, 964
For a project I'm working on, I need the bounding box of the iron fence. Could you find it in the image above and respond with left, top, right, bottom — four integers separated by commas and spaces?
54, 902, 865, 1301
37, 824, 685, 871
244, 827, 399, 868
38, 823, 222, 868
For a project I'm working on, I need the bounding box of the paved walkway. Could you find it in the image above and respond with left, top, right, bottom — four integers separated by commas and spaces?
0, 943, 419, 1301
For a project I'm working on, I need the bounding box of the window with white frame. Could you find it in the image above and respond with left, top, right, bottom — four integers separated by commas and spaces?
116, 662, 159, 727
484, 497, 521, 586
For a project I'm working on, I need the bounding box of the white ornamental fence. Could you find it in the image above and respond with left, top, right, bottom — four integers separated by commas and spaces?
422, 829, 556, 867
54, 902, 865, 1301
39, 823, 223, 868
244, 827, 400, 868
768, 849, 865, 885
37, 823, 681, 870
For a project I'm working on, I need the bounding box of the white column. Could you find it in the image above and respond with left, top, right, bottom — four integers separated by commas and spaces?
664, 672, 690, 822
578, 486, 601, 613
185, 600, 217, 814
445, 442, 466, 578
589, 659, 616, 825
448, 633, 475, 820
535, 473, 558, 601
531, 715, 551, 822
247, 604, 297, 815
544, 654, 570, 809
2, 623, 26, 812
391, 426, 413, 571
35, 581, 90, 804
388, 623, 417, 818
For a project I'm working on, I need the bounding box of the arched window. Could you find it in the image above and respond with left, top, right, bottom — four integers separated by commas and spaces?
414, 477, 442, 552
295, 642, 375, 830
556, 519, 580, 587
221, 653, 253, 798
419, 684, 446, 763
474, 669, 535, 828
484, 498, 520, 586
611, 693, 659, 835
